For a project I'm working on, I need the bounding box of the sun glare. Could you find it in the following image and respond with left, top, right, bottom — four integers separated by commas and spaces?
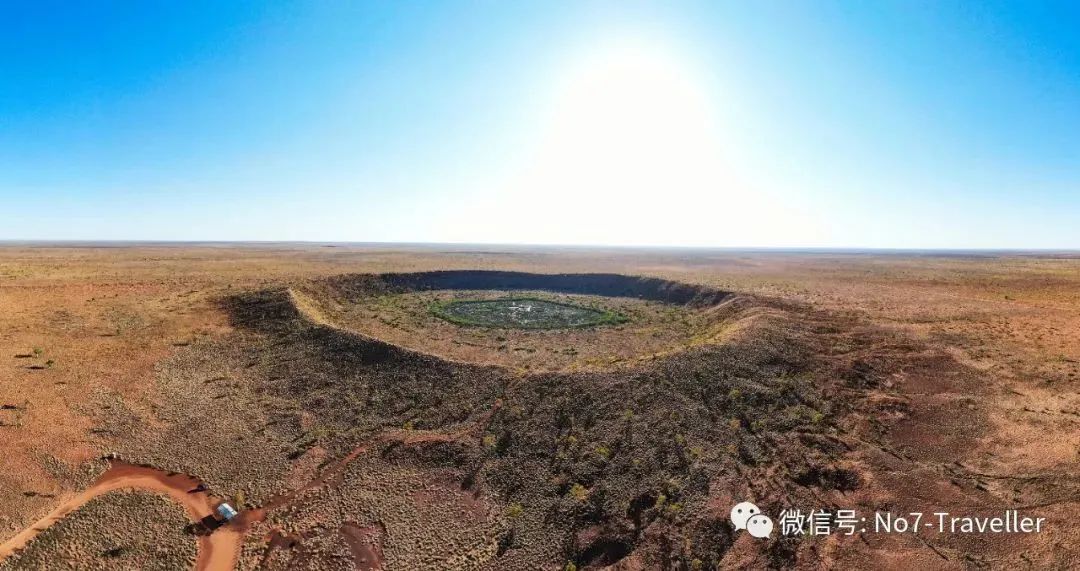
497, 37, 754, 246
540, 38, 722, 187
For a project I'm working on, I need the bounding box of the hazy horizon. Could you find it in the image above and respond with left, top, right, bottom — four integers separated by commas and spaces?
3, 2, 1079, 248
4, 239, 1080, 255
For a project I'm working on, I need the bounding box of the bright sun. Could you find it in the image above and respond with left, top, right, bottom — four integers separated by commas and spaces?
449, 35, 802, 247
500, 36, 753, 245
539, 37, 723, 195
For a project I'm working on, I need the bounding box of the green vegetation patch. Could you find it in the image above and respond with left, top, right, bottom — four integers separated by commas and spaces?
431, 297, 628, 329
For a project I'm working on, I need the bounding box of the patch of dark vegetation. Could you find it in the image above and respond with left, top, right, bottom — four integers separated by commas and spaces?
211, 272, 882, 568
792, 464, 862, 492
478, 328, 829, 566
219, 287, 511, 448
573, 523, 635, 567
844, 359, 882, 388
685, 515, 736, 568
766, 535, 801, 569
316, 270, 733, 307
431, 297, 628, 329
218, 287, 305, 334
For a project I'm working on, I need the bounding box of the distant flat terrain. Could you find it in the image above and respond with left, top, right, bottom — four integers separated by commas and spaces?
0, 244, 1076, 569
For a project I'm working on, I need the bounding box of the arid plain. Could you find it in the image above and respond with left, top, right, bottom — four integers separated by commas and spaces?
0, 244, 1077, 570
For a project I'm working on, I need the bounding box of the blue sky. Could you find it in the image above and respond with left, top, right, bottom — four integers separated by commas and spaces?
2, 1, 1078, 247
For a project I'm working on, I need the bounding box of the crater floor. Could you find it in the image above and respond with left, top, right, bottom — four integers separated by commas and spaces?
294, 272, 747, 372
431, 297, 624, 329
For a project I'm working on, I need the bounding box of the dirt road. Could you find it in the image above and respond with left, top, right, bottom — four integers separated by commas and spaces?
0, 461, 241, 571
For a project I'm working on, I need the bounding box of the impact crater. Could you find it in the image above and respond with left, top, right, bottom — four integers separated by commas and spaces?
291, 271, 754, 371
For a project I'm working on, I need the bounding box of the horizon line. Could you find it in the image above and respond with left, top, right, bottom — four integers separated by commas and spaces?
1, 239, 1079, 254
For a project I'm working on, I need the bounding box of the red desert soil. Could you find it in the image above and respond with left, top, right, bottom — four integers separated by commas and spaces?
0, 462, 242, 571
1, 245, 1078, 569
1, 435, 392, 571
0, 427, 437, 571
340, 522, 386, 571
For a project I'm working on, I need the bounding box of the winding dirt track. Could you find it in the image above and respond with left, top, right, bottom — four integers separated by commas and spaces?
0, 462, 242, 571
1, 424, 484, 570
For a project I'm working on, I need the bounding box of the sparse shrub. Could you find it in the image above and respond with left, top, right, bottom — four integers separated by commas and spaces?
32, 347, 43, 357
202, 271, 850, 569
44, 359, 55, 369
2, 490, 196, 568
